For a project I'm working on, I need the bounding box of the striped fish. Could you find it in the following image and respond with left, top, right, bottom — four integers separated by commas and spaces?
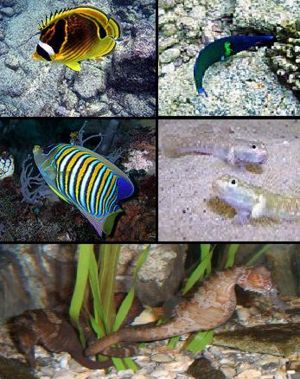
33, 143, 134, 236
32, 6, 120, 71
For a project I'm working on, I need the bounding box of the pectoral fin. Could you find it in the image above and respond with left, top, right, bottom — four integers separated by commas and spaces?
49, 184, 71, 204
64, 61, 81, 71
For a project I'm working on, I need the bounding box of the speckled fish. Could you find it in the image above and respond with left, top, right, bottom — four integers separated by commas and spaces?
32, 6, 120, 71
212, 174, 300, 224
194, 35, 275, 96
33, 144, 134, 236
161, 133, 268, 166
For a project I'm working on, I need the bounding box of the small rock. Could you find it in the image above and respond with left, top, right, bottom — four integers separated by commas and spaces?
151, 369, 175, 378
4, 55, 19, 71
123, 93, 154, 117
221, 366, 236, 378
115, 369, 134, 378
0, 104, 7, 114
55, 106, 71, 117
0, 7, 15, 17
63, 90, 78, 110
59, 355, 69, 369
165, 359, 193, 372
0, 28, 5, 41
160, 24, 177, 39
160, 0, 175, 9
187, 358, 225, 379
160, 47, 181, 64
236, 369, 261, 379
73, 65, 106, 100
151, 353, 174, 363
2, 0, 17, 6
0, 41, 9, 55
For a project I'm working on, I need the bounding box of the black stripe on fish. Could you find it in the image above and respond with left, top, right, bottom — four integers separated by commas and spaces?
36, 44, 52, 61
85, 15, 107, 39
99, 23, 107, 39
48, 19, 66, 53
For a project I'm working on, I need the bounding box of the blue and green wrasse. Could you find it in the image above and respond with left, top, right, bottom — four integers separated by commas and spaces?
213, 175, 300, 224
194, 35, 275, 96
33, 144, 134, 236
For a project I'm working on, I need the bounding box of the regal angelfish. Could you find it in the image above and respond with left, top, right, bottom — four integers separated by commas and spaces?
33, 143, 134, 237
32, 6, 120, 71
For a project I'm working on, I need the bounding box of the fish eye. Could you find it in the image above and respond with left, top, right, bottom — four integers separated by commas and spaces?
252, 144, 257, 149
229, 179, 237, 186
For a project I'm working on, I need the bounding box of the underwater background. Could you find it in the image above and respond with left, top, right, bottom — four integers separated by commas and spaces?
0, 0, 156, 117
159, 0, 300, 116
0, 119, 156, 241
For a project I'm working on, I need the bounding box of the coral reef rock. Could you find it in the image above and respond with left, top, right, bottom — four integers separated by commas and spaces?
267, 22, 300, 99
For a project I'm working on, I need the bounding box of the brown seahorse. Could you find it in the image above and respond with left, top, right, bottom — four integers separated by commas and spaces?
86, 266, 274, 357
10, 309, 112, 369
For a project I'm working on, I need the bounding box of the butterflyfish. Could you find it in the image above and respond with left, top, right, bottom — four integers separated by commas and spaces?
194, 35, 275, 96
33, 144, 134, 237
32, 6, 120, 71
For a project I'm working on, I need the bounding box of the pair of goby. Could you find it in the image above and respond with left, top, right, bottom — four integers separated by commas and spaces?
162, 132, 300, 224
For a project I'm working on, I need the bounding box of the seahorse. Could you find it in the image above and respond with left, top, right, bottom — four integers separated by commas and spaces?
86, 266, 274, 357
10, 309, 112, 369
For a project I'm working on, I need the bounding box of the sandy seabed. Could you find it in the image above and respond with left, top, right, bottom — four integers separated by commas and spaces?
159, 119, 300, 241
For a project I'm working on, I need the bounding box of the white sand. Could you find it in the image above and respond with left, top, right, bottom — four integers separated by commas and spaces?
159, 119, 300, 241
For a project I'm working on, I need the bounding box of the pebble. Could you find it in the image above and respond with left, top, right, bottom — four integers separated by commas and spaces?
151, 353, 174, 363
221, 366, 236, 378
0, 41, 8, 55
53, 369, 75, 379
163, 358, 192, 372
160, 47, 181, 64
0, 29, 5, 41
4, 55, 19, 70
2, 0, 17, 5
87, 370, 107, 378
55, 106, 71, 117
116, 369, 134, 378
235, 369, 262, 379
0, 7, 14, 16
160, 0, 176, 9
0, 104, 7, 114
73, 66, 106, 100
151, 369, 176, 378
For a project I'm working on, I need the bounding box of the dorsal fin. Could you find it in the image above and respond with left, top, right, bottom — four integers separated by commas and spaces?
39, 8, 73, 30
38, 6, 112, 31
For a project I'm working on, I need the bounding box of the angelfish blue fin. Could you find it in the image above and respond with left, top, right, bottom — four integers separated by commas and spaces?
117, 176, 135, 201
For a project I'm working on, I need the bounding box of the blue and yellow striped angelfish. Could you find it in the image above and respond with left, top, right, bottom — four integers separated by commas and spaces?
33, 143, 134, 237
